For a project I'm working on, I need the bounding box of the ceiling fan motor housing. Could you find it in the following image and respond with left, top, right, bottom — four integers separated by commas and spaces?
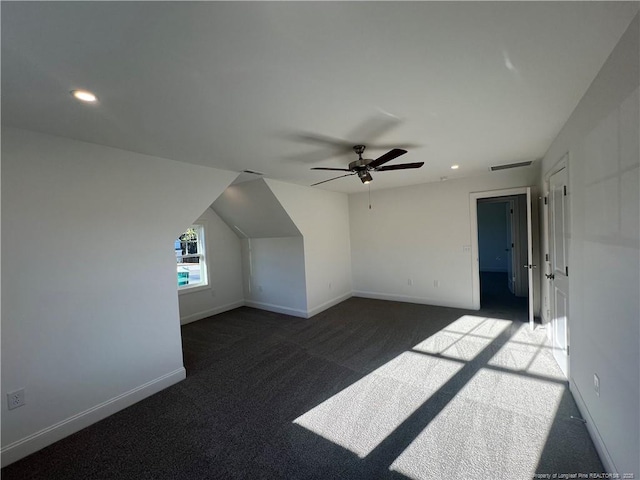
348, 157, 373, 171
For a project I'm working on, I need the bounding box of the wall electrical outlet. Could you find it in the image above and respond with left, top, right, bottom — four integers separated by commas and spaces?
593, 374, 600, 397
407, 278, 413, 286
7, 389, 25, 410
434, 280, 440, 287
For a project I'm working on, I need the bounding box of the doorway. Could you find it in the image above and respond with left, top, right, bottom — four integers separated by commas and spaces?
470, 186, 537, 329
476, 196, 528, 321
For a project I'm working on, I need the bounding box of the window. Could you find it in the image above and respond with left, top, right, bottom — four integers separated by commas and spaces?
176, 225, 207, 290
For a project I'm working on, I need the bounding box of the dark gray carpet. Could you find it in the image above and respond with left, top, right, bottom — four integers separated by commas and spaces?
1, 297, 602, 479
480, 271, 529, 322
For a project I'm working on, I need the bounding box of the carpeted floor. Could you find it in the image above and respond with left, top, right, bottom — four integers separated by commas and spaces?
480, 271, 528, 321
1, 297, 601, 479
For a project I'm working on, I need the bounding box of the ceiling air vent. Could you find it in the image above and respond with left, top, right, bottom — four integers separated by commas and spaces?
490, 161, 532, 172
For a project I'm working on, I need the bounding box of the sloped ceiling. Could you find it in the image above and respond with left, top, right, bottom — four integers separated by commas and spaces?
2, 2, 638, 192
212, 179, 301, 239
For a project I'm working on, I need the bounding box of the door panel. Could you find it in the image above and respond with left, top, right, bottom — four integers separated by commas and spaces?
549, 166, 569, 378
553, 286, 567, 348
552, 180, 569, 277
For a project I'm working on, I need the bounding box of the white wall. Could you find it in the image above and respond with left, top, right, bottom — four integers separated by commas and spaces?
538, 15, 639, 475
266, 180, 352, 317
1, 128, 237, 466
242, 236, 307, 317
178, 207, 244, 325
349, 167, 538, 309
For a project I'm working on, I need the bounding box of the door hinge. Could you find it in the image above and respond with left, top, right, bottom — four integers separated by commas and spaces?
512, 243, 514, 248
544, 196, 548, 205
545, 253, 549, 261
510, 209, 513, 214
567, 345, 570, 356
563, 185, 567, 196
566, 266, 569, 276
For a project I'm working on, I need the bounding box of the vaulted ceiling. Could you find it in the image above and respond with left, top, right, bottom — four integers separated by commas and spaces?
2, 2, 638, 193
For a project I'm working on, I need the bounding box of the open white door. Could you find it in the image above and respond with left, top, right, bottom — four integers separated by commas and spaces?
525, 188, 535, 329
548, 167, 569, 378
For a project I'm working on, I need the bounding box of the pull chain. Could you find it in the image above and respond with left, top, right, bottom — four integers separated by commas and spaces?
368, 183, 372, 210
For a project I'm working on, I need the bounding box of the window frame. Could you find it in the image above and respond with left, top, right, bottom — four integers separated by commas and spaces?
176, 223, 209, 294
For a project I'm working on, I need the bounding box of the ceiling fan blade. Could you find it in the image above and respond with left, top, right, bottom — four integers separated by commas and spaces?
367, 142, 422, 150
311, 173, 355, 186
376, 162, 425, 171
369, 149, 407, 169
347, 115, 400, 145
283, 149, 345, 165
289, 132, 353, 149
311, 167, 352, 172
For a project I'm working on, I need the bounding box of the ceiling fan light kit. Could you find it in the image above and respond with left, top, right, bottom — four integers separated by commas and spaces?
358, 171, 373, 184
310, 144, 424, 187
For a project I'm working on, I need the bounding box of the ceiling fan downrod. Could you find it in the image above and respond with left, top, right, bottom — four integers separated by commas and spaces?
349, 145, 373, 184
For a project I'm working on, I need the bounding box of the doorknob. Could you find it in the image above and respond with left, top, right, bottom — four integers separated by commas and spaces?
545, 273, 555, 280
523, 264, 538, 269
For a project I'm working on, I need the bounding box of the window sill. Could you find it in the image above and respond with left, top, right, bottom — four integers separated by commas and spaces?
178, 284, 210, 296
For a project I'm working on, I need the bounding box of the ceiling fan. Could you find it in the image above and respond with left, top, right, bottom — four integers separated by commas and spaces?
311, 145, 424, 186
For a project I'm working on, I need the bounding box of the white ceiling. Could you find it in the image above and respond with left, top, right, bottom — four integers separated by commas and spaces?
2, 2, 638, 193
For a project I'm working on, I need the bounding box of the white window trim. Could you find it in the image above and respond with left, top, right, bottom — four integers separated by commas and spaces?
177, 223, 209, 293
178, 284, 210, 296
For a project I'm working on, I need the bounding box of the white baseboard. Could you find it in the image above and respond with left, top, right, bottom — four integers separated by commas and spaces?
180, 300, 245, 325
353, 290, 473, 310
307, 292, 352, 318
245, 300, 307, 318
0, 368, 186, 468
570, 377, 617, 474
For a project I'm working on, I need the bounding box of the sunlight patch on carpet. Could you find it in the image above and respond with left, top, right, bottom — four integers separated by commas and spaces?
293, 351, 464, 458
412, 315, 511, 361
438, 315, 512, 337
390, 359, 565, 478
388, 392, 562, 480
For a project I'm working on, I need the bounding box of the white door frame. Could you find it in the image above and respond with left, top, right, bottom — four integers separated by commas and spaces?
470, 186, 535, 328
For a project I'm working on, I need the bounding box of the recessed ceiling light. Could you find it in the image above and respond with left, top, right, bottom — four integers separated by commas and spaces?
71, 89, 98, 103
451, 165, 459, 170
